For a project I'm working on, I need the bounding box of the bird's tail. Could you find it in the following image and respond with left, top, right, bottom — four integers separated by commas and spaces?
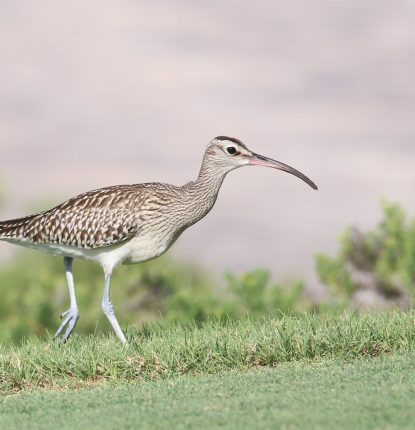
0, 215, 37, 241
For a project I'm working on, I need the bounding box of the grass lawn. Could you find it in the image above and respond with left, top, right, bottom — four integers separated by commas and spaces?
1, 354, 415, 430
0, 312, 414, 429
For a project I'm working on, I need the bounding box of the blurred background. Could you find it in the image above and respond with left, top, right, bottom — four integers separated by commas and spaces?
0, 1, 414, 341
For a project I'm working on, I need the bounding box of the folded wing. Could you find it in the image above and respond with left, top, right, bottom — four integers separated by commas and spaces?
0, 185, 145, 249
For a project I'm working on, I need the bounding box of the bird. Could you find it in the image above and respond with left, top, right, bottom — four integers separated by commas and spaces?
0, 136, 317, 344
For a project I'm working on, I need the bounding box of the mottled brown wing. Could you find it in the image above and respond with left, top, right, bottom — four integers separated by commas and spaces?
0, 186, 145, 249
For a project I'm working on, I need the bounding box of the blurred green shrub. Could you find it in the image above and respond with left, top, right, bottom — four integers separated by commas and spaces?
316, 202, 415, 308
225, 270, 309, 316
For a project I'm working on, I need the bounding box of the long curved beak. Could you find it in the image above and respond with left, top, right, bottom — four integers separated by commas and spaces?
249, 153, 318, 190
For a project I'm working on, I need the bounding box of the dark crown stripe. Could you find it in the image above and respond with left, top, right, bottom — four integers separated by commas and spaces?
215, 136, 242, 144
214, 136, 247, 149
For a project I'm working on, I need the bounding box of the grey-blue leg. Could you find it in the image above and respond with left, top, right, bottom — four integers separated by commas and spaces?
54, 257, 79, 342
101, 270, 127, 344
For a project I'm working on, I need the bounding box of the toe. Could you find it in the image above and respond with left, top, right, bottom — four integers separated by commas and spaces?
54, 308, 79, 339
62, 319, 77, 343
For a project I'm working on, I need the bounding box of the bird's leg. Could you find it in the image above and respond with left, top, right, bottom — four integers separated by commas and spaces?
101, 270, 127, 344
54, 257, 79, 342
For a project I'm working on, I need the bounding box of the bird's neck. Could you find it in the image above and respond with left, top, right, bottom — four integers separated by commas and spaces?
193, 156, 229, 200
181, 156, 230, 226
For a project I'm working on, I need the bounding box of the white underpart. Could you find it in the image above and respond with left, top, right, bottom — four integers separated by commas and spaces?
4, 231, 177, 272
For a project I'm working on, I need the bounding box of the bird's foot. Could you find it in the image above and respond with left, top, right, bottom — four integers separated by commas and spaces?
54, 307, 79, 342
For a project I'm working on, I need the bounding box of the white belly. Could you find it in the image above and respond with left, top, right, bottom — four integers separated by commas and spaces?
3, 230, 180, 271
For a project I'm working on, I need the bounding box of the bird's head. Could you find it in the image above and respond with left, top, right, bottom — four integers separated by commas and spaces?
204, 136, 318, 190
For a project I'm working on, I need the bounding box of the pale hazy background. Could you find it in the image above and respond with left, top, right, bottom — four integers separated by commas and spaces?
0, 1, 414, 293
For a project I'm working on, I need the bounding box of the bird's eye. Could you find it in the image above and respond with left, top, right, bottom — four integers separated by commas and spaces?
226, 146, 237, 155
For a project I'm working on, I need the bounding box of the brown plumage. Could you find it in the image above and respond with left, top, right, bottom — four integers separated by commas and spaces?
1, 184, 176, 249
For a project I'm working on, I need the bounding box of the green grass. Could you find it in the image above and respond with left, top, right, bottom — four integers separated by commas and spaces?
1, 311, 414, 394
1, 354, 415, 430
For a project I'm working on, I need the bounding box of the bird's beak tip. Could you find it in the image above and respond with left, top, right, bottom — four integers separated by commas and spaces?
250, 152, 318, 190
